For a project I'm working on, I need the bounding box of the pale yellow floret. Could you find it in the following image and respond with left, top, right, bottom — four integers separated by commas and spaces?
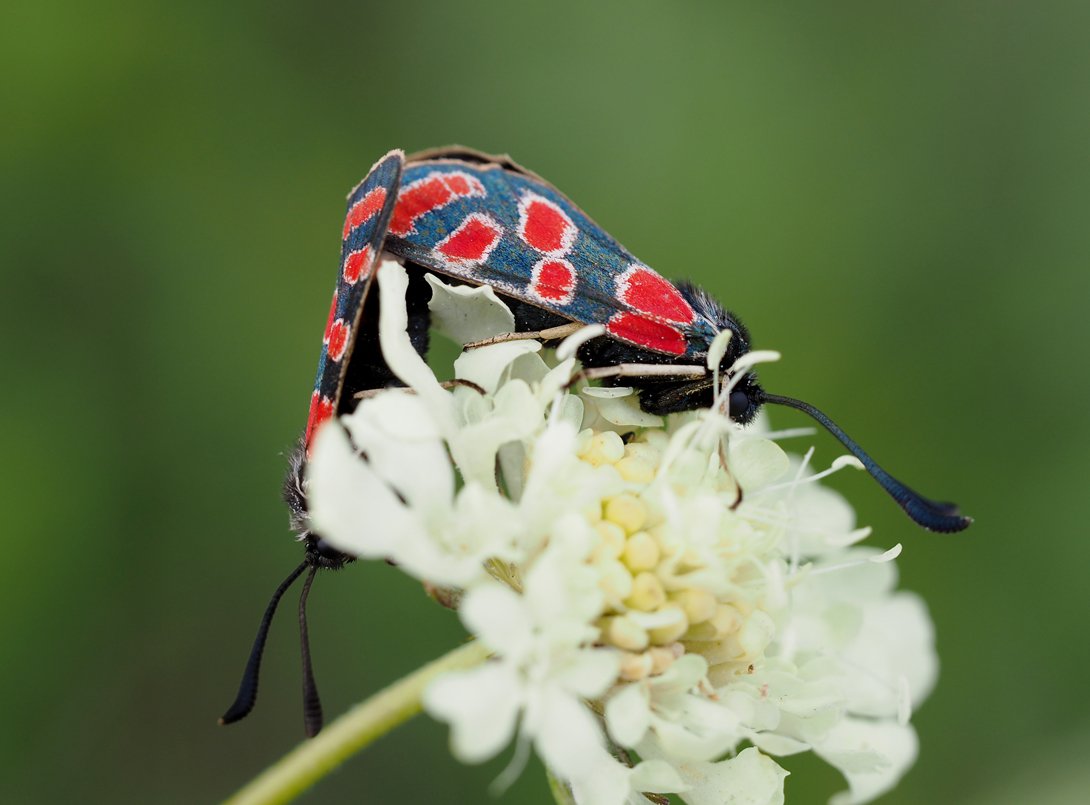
684, 603, 744, 641
580, 430, 626, 466
615, 455, 655, 484
627, 571, 667, 611
622, 441, 661, 466
648, 604, 690, 645
640, 430, 670, 452
597, 559, 635, 601
618, 651, 654, 681
648, 645, 678, 675
723, 610, 775, 662
622, 531, 660, 571
583, 503, 603, 523
605, 614, 650, 652
605, 494, 648, 534
672, 587, 718, 625
592, 521, 627, 561
568, 426, 786, 683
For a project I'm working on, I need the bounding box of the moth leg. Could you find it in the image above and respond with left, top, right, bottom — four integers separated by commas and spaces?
564, 363, 706, 394
576, 363, 707, 383
464, 322, 583, 350
353, 378, 486, 400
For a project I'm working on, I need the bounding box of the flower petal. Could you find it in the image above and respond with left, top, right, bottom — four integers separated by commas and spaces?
376, 261, 455, 430
814, 718, 918, 805
839, 592, 938, 718
454, 341, 542, 395
675, 747, 787, 805
605, 682, 651, 747
460, 583, 533, 658
424, 662, 522, 764
534, 684, 606, 781
306, 422, 427, 558
341, 393, 453, 513
426, 273, 515, 344
631, 759, 688, 793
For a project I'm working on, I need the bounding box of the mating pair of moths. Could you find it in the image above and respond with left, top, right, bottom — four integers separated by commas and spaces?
221, 146, 971, 737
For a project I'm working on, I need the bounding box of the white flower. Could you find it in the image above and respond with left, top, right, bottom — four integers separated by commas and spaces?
423, 542, 619, 783
307, 260, 939, 805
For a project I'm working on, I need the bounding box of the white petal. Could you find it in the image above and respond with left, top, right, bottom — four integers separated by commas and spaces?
676, 747, 787, 805
534, 686, 606, 781
522, 531, 606, 630
509, 349, 553, 388
449, 379, 543, 490
459, 584, 534, 657
814, 718, 918, 805
659, 654, 710, 692
426, 273, 515, 344
553, 649, 621, 699
787, 480, 860, 555
631, 759, 688, 793
376, 261, 455, 429
423, 663, 522, 764
581, 386, 636, 398
306, 422, 427, 559
729, 437, 789, 491
454, 340, 542, 394
591, 392, 665, 428
536, 357, 579, 403
839, 593, 938, 718
387, 488, 517, 588
749, 732, 811, 756
651, 717, 740, 764
568, 750, 634, 805
605, 683, 651, 747
341, 393, 453, 513
706, 329, 734, 371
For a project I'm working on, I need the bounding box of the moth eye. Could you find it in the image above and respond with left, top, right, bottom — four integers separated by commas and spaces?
728, 391, 750, 420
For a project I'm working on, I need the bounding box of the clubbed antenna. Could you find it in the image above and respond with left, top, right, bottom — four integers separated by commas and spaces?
298, 565, 323, 737
758, 392, 972, 533
219, 561, 307, 727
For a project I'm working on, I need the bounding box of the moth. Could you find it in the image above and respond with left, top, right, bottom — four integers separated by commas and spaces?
221, 147, 970, 736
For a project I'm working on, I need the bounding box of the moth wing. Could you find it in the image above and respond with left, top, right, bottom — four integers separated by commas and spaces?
305, 149, 403, 447
388, 154, 713, 359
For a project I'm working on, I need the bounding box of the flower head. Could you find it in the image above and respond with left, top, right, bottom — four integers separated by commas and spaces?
307, 261, 938, 805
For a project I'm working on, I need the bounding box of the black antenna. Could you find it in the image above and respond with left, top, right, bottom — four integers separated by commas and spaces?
220, 561, 308, 727
758, 392, 972, 533
298, 565, 323, 737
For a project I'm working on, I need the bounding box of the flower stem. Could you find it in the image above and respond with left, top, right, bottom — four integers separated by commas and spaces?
546, 768, 577, 805
223, 640, 490, 805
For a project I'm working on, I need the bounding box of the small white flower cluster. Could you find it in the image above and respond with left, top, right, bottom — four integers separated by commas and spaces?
308, 261, 938, 805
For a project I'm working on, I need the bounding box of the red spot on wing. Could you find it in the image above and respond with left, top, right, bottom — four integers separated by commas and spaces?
390, 172, 485, 237
617, 265, 694, 324
322, 291, 338, 343
443, 174, 474, 195
327, 319, 350, 362
343, 244, 373, 285
518, 193, 576, 255
342, 187, 387, 240
435, 214, 502, 264
530, 259, 576, 305
606, 312, 687, 356
305, 392, 335, 448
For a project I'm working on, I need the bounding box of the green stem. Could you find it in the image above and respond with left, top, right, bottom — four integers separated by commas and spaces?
223, 640, 490, 805
546, 768, 577, 805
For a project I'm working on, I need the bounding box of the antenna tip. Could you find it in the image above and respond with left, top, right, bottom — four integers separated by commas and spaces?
916, 507, 973, 533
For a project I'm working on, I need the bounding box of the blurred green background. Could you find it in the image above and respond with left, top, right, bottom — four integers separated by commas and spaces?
3, 1, 1089, 802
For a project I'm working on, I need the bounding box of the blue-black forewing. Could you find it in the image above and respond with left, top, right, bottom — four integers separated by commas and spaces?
304, 150, 403, 447
385, 151, 720, 360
